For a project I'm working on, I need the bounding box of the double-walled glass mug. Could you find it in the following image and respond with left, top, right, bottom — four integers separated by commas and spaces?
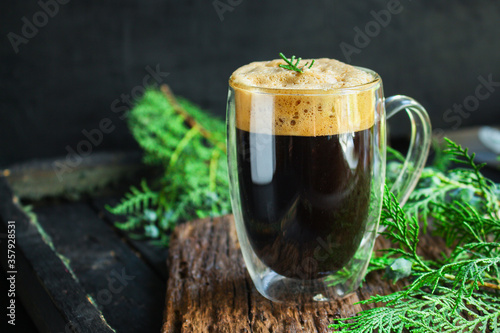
226, 66, 431, 303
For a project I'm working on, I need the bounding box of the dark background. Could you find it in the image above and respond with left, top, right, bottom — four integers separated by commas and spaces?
1, 0, 499, 167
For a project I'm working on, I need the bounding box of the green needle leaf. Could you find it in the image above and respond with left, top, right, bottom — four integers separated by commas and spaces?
278, 52, 315, 73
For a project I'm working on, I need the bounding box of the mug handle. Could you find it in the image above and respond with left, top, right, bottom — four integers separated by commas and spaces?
385, 95, 432, 207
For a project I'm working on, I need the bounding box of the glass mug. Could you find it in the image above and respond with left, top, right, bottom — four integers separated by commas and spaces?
226, 67, 431, 303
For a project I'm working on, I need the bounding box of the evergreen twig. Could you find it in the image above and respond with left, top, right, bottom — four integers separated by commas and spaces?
107, 86, 230, 246
161, 85, 226, 153
331, 139, 500, 332
278, 52, 315, 73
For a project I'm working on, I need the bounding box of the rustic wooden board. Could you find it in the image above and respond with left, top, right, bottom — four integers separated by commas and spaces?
0, 177, 116, 333
91, 196, 169, 280
0, 174, 170, 333
1, 152, 170, 332
162, 215, 446, 333
3, 152, 146, 201
33, 202, 166, 333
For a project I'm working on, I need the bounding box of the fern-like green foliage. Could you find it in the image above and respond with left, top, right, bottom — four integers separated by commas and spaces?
331, 139, 500, 333
107, 87, 230, 246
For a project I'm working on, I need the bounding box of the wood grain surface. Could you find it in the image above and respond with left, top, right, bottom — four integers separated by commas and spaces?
162, 215, 446, 333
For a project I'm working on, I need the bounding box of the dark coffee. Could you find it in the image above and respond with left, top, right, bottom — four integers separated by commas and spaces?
236, 127, 373, 279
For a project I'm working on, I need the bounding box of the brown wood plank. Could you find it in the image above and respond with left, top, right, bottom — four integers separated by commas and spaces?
162, 215, 438, 333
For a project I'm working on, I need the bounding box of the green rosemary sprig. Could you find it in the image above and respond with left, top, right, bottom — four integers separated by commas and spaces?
278, 52, 314, 73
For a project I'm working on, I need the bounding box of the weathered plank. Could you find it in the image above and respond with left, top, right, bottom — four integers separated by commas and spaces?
162, 215, 425, 333
90, 196, 168, 280
33, 201, 166, 333
3, 151, 146, 201
0, 176, 116, 333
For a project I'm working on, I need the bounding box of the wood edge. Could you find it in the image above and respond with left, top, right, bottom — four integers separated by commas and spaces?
0, 176, 117, 333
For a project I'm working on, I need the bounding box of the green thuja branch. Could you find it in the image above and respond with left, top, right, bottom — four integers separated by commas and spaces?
380, 186, 431, 273
106, 85, 230, 246
331, 287, 500, 333
442, 138, 500, 219
331, 139, 500, 333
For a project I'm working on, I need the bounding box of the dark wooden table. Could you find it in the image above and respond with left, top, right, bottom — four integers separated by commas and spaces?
0, 152, 168, 333
1, 127, 498, 332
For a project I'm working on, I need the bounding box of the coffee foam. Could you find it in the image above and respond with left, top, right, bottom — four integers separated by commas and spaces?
230, 58, 378, 136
